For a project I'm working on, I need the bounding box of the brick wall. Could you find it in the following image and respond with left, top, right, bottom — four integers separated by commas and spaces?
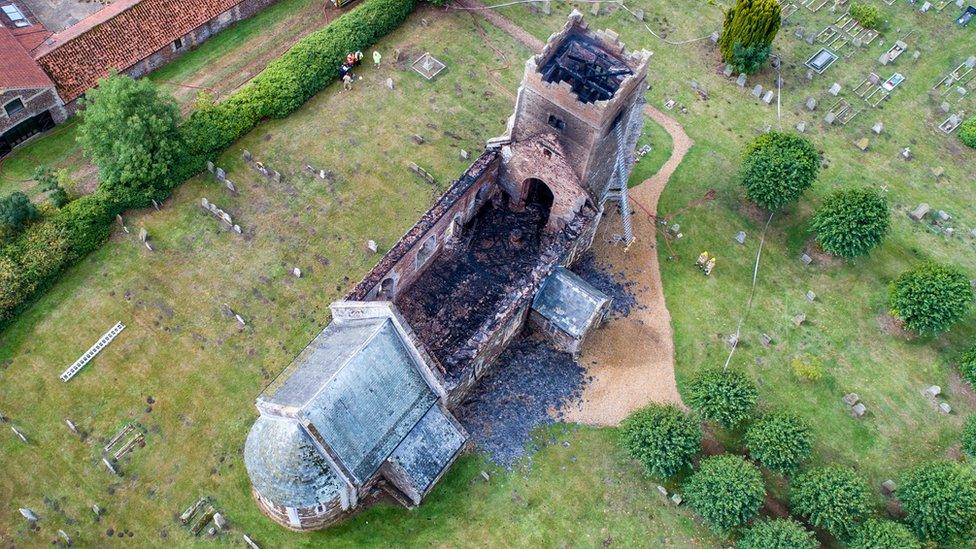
0, 87, 66, 134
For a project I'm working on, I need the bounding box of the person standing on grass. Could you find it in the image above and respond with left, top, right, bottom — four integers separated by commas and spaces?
343, 74, 353, 91
373, 51, 382, 67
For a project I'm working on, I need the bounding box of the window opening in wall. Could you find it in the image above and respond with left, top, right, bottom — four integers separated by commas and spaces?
4, 98, 24, 117
547, 114, 565, 131
173, 37, 184, 50
415, 235, 437, 270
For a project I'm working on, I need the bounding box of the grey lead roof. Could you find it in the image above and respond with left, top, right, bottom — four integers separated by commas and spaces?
532, 266, 610, 338
243, 416, 344, 508
388, 404, 466, 496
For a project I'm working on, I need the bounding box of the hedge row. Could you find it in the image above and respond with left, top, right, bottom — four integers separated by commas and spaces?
0, 0, 418, 330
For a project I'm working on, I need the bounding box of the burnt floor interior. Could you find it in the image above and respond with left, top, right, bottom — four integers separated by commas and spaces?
539, 34, 632, 103
396, 195, 552, 381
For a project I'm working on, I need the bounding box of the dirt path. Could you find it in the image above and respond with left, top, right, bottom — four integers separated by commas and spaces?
457, 0, 696, 424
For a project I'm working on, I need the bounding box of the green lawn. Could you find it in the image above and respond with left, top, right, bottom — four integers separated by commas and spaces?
0, 8, 712, 547
629, 116, 672, 187
499, 0, 976, 493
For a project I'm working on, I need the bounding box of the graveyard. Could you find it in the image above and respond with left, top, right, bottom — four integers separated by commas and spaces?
1, 0, 975, 546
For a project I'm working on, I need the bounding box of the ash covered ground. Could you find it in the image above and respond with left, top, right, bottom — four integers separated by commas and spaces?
457, 334, 588, 467
571, 252, 642, 317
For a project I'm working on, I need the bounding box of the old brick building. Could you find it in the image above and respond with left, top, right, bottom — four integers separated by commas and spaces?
244, 11, 650, 530
33, 0, 280, 110
0, 6, 65, 158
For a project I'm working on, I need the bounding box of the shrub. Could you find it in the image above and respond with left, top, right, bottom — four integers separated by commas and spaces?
849, 3, 882, 29
686, 368, 759, 429
0, 192, 41, 237
719, 0, 781, 71
741, 131, 820, 211
962, 414, 976, 459
961, 345, 976, 388
811, 188, 890, 258
685, 454, 765, 531
736, 518, 817, 549
899, 461, 976, 544
791, 354, 824, 382
731, 42, 771, 75
744, 412, 813, 475
888, 261, 972, 334
848, 518, 921, 549
77, 73, 185, 209
961, 115, 976, 148
621, 404, 702, 479
791, 466, 871, 539
32, 166, 69, 208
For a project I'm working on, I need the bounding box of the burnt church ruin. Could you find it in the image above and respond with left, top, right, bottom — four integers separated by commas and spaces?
244, 11, 650, 530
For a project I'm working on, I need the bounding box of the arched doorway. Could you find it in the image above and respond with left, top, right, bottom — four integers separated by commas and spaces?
523, 178, 554, 228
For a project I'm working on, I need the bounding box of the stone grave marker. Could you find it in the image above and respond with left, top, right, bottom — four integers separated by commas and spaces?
590, 1, 600, 16
633, 8, 643, 20
925, 385, 941, 398
824, 112, 836, 125
225, 180, 237, 193
762, 90, 774, 104
752, 84, 763, 98
232, 224, 242, 234
292, 267, 302, 278
881, 479, 896, 496
796, 121, 807, 133
723, 64, 734, 77
206, 161, 214, 173
460, 149, 469, 160
909, 203, 930, 221
851, 402, 867, 418
19, 508, 38, 524
65, 419, 78, 434
235, 314, 246, 327
367, 240, 378, 253
800, 253, 813, 265
386, 78, 394, 90
843, 393, 860, 406
872, 122, 884, 135
939, 402, 951, 414
735, 231, 746, 244
736, 73, 747, 87
243, 149, 252, 162
710, 31, 719, 44
806, 290, 816, 302
855, 137, 870, 151
828, 82, 842, 96
215, 167, 225, 181
760, 333, 772, 347
793, 313, 807, 327
139, 228, 148, 242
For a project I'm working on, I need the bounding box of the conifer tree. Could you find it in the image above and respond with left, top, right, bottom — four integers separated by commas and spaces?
719, 0, 781, 73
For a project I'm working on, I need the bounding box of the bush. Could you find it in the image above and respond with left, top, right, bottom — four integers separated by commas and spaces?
686, 368, 759, 429
962, 414, 976, 459
888, 261, 972, 334
32, 166, 69, 208
622, 404, 702, 479
741, 131, 820, 211
791, 466, 871, 539
961, 345, 976, 388
791, 354, 824, 382
719, 0, 781, 71
848, 518, 920, 549
736, 518, 817, 549
899, 461, 976, 544
849, 3, 882, 29
961, 116, 976, 148
811, 188, 890, 258
744, 412, 813, 475
685, 454, 765, 531
0, 192, 41, 237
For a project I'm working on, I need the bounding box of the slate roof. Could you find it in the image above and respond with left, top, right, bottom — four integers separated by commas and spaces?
388, 404, 466, 497
260, 317, 439, 483
532, 266, 610, 338
33, 0, 246, 101
0, 25, 53, 90
243, 415, 344, 509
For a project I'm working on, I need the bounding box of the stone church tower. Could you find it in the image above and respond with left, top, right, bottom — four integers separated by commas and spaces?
492, 9, 651, 237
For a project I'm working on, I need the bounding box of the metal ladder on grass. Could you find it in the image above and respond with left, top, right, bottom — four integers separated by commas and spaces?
60, 322, 125, 382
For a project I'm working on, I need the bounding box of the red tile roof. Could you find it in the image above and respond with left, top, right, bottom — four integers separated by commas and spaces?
35, 0, 244, 102
0, 25, 54, 90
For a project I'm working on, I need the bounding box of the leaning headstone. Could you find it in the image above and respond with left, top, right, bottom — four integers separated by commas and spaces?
460, 149, 469, 160
828, 82, 842, 96
412, 134, 425, 145
58, 530, 71, 545
243, 149, 252, 162
843, 393, 860, 406
65, 419, 78, 434
19, 508, 38, 523
762, 91, 774, 104
367, 240, 378, 253
908, 203, 930, 221
235, 314, 246, 327
806, 97, 817, 111
872, 122, 884, 135
851, 402, 867, 418
723, 64, 734, 77
206, 161, 214, 173
881, 479, 896, 496
752, 84, 763, 98
710, 31, 719, 44
924, 385, 941, 398
215, 167, 226, 181
243, 534, 261, 549
939, 402, 951, 415
656, 485, 669, 498
11, 426, 27, 442
735, 231, 746, 244
232, 224, 242, 234
806, 290, 816, 302
145, 241, 154, 252
800, 253, 813, 265
225, 180, 237, 193
736, 73, 747, 87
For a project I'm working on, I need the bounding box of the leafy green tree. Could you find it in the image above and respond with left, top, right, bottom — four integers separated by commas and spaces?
719, 0, 781, 73
848, 518, 921, 549
849, 3, 882, 29
791, 466, 871, 539
732, 43, 772, 75
961, 345, 976, 388
744, 412, 813, 475
899, 461, 976, 544
0, 192, 41, 236
741, 132, 820, 211
32, 166, 69, 208
685, 454, 765, 531
962, 414, 976, 459
736, 518, 817, 549
687, 368, 759, 430
621, 404, 702, 479
888, 261, 972, 334
961, 115, 976, 148
811, 188, 890, 258
77, 73, 184, 208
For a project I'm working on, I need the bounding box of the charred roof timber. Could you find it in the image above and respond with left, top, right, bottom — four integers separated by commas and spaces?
539, 35, 632, 103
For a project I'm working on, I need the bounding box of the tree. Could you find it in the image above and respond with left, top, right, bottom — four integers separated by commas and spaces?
791, 466, 871, 539
848, 518, 921, 549
744, 412, 813, 475
685, 454, 765, 531
719, 0, 781, 73
77, 73, 184, 208
621, 404, 702, 479
849, 3, 882, 29
731, 43, 772, 75
0, 192, 41, 236
736, 518, 817, 549
686, 368, 758, 430
959, 115, 976, 148
962, 414, 976, 459
899, 461, 976, 544
741, 132, 820, 211
811, 188, 890, 258
888, 261, 972, 334
961, 345, 976, 388
32, 166, 69, 208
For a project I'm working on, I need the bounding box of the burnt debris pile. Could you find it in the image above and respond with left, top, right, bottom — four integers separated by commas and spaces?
571, 252, 641, 317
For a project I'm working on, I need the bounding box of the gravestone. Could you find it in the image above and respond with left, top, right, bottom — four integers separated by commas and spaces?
139, 228, 148, 242
872, 122, 884, 134
752, 84, 763, 98
225, 180, 237, 193
855, 137, 870, 151
939, 402, 951, 414
793, 313, 807, 327
243, 149, 252, 162
215, 167, 225, 181
824, 112, 836, 124
806, 97, 817, 111
633, 8, 643, 20
966, 56, 976, 69
736, 73, 747, 87
805, 35, 815, 45
938, 210, 951, 221
65, 419, 78, 434
868, 73, 880, 85
386, 78, 394, 90
460, 149, 469, 160
851, 402, 867, 418
670, 493, 683, 506
145, 242, 154, 252
925, 385, 941, 398
800, 253, 813, 265
723, 64, 734, 77
710, 31, 719, 44
656, 485, 668, 498
201, 197, 210, 210
909, 203, 930, 221
412, 134, 425, 144
152, 199, 160, 210
762, 91, 775, 104
806, 290, 816, 302
19, 508, 38, 524
901, 147, 913, 160
843, 393, 860, 406
881, 479, 896, 496
760, 333, 772, 347
796, 121, 807, 133
590, 1, 600, 16
235, 314, 246, 327
828, 82, 842, 96
806, 69, 814, 81
932, 166, 944, 178
116, 214, 124, 225
920, 1, 931, 12
735, 231, 746, 244
207, 161, 214, 173
293, 267, 302, 278
367, 240, 378, 253
214, 513, 228, 530
232, 225, 242, 234
912, 50, 921, 61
